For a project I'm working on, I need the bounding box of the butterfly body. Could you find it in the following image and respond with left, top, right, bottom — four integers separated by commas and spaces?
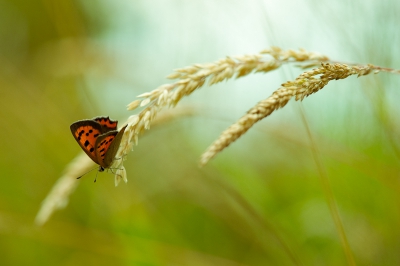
70, 117, 127, 170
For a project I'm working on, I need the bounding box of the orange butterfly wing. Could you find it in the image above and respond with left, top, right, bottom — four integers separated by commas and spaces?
94, 116, 118, 132
95, 125, 127, 168
70, 120, 103, 164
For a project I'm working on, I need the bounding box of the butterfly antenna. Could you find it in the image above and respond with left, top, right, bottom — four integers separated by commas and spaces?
76, 166, 98, 179
94, 169, 99, 183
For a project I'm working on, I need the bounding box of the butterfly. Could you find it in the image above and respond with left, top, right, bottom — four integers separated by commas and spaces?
70, 117, 127, 176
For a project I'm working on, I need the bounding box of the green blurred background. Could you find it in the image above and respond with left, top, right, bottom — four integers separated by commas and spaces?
1, 0, 400, 265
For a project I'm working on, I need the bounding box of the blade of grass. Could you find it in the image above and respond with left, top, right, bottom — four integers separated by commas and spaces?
298, 104, 356, 266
